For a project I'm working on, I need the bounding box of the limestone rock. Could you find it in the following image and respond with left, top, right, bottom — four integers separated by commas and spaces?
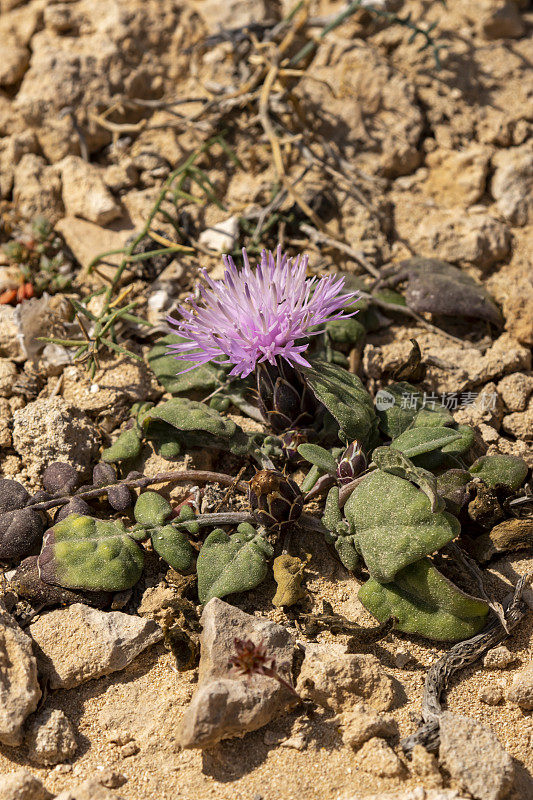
29, 603, 163, 689
25, 708, 77, 765
356, 737, 405, 777
12, 396, 100, 481
60, 156, 121, 225
412, 208, 511, 270
55, 216, 134, 273
424, 146, 490, 207
341, 702, 397, 750
0, 360, 18, 397
0, 599, 41, 747
491, 144, 533, 225
497, 373, 533, 412
13, 154, 63, 224
502, 397, 533, 440
438, 712, 514, 800
483, 645, 517, 669
176, 598, 296, 748
296, 643, 397, 711
454, 382, 503, 430
0, 770, 52, 800
54, 780, 126, 800
199, 216, 239, 253
507, 664, 533, 710
0, 44, 29, 87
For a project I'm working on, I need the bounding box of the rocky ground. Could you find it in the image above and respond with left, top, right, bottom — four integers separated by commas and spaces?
0, 0, 532, 799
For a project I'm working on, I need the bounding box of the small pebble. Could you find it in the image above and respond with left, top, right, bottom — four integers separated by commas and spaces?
483, 645, 517, 670
394, 648, 414, 669
478, 685, 504, 705
120, 741, 140, 758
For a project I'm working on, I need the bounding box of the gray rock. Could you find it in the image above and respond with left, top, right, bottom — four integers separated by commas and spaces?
296, 643, 397, 711
507, 665, 533, 710
176, 598, 297, 749
438, 712, 514, 800
28, 603, 163, 689
0, 770, 52, 800
199, 597, 294, 683
0, 600, 41, 746
25, 708, 77, 765
341, 702, 397, 750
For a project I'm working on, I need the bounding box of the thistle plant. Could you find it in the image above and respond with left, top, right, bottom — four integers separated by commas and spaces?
167, 246, 358, 432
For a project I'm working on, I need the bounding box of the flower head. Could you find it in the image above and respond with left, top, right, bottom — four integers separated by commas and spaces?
166, 245, 358, 378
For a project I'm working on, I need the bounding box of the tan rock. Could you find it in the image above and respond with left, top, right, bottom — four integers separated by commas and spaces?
341, 702, 397, 750
13, 154, 63, 223
410, 744, 443, 787
0, 769, 52, 800
0, 44, 29, 87
296, 643, 397, 712
491, 144, 533, 225
29, 604, 163, 689
501, 396, 533, 440
424, 146, 490, 207
507, 664, 533, 709
0, 399, 12, 448
60, 156, 121, 225
356, 737, 405, 777
0, 599, 41, 747
54, 780, 126, 800
483, 645, 517, 669
54, 216, 134, 274
0, 359, 17, 396
25, 708, 77, 765
497, 372, 533, 412
481, 0, 525, 40
479, 685, 504, 705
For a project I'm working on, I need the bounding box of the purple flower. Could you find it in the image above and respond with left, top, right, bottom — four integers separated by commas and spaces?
166, 245, 358, 378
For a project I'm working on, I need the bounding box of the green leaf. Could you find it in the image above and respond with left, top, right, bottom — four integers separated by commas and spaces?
38, 514, 144, 592
298, 361, 379, 447
469, 454, 528, 491
197, 527, 274, 603
344, 470, 460, 583
144, 397, 250, 455
372, 447, 442, 512
390, 426, 462, 467
151, 524, 196, 573
325, 318, 365, 345
321, 486, 360, 571
412, 406, 454, 428
147, 334, 226, 394
375, 382, 422, 439
436, 469, 471, 515
358, 558, 489, 641
101, 428, 142, 463
441, 424, 474, 456
134, 492, 172, 526
297, 444, 338, 474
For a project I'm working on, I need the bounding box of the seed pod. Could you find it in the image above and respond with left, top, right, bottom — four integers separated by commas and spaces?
92, 463, 117, 486
42, 462, 79, 495
0, 479, 30, 513
54, 497, 91, 523
0, 508, 45, 561
248, 470, 303, 530
107, 484, 133, 512
256, 361, 317, 434
337, 441, 366, 485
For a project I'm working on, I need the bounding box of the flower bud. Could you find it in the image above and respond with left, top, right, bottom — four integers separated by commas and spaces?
337, 441, 366, 485
248, 470, 303, 530
256, 361, 317, 434
280, 430, 308, 463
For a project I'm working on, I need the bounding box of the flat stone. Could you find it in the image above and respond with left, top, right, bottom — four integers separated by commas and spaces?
60, 155, 121, 225
507, 664, 533, 710
29, 603, 163, 689
0, 770, 52, 800
25, 708, 77, 765
296, 643, 397, 711
438, 711, 514, 800
424, 146, 490, 207
0, 599, 41, 746
55, 216, 134, 273
176, 598, 297, 748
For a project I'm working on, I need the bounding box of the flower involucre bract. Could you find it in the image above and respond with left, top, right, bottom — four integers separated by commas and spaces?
167, 246, 358, 378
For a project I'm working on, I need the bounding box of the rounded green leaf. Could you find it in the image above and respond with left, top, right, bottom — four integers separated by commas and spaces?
102, 428, 142, 463
297, 444, 338, 474
38, 514, 144, 591
151, 525, 196, 573
326, 318, 365, 345
197, 528, 274, 603
344, 470, 460, 583
147, 334, 226, 394
358, 559, 488, 641
469, 455, 528, 491
134, 492, 172, 526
